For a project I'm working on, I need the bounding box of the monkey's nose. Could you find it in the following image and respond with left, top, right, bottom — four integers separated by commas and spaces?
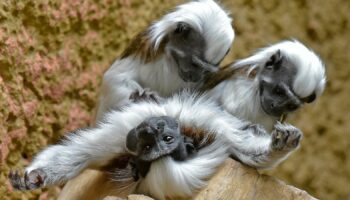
156, 120, 166, 131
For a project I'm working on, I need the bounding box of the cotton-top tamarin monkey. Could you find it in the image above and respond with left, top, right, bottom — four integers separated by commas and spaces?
125, 116, 197, 181
205, 40, 326, 132
9, 92, 302, 200
96, 0, 234, 121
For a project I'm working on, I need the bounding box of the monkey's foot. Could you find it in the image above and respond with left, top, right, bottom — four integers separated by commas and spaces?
129, 88, 163, 103
271, 123, 302, 151
9, 169, 46, 190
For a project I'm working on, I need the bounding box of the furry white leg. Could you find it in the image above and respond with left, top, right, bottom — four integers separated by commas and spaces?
10, 102, 167, 190
225, 122, 302, 169
162, 93, 302, 169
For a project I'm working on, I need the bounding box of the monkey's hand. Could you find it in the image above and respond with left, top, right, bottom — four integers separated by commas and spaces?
271, 122, 302, 151
225, 121, 302, 169
9, 169, 46, 191
191, 55, 218, 73
7, 110, 146, 190
184, 136, 196, 155
129, 88, 164, 103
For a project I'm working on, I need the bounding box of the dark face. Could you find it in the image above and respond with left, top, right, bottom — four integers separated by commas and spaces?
126, 116, 181, 162
259, 50, 315, 117
167, 22, 221, 82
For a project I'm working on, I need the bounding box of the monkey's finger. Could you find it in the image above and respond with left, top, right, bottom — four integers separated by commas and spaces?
169, 47, 186, 59
192, 55, 218, 73
279, 114, 287, 123
9, 170, 24, 190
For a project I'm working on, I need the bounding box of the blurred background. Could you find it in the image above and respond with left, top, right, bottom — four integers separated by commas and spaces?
1, 0, 349, 199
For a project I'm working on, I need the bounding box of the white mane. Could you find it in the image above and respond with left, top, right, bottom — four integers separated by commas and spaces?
149, 0, 234, 65
234, 40, 326, 98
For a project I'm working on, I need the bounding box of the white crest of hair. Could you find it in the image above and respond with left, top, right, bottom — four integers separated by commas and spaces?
233, 39, 326, 98
149, 0, 234, 64
137, 140, 228, 200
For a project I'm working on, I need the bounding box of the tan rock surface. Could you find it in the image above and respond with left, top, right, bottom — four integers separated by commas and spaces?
104, 194, 154, 200
103, 159, 317, 200
128, 195, 155, 200
194, 160, 316, 200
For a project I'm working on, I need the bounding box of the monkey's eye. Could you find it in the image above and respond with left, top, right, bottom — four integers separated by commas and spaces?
265, 61, 274, 69
144, 145, 151, 150
301, 93, 316, 103
191, 61, 200, 69
273, 86, 285, 96
163, 136, 174, 142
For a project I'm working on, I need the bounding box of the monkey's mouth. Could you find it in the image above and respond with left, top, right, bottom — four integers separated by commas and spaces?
179, 70, 202, 83
139, 148, 177, 162
260, 97, 284, 118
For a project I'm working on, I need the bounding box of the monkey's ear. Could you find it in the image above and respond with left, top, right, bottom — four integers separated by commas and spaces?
301, 93, 316, 104
265, 50, 283, 70
126, 128, 138, 153
174, 22, 191, 36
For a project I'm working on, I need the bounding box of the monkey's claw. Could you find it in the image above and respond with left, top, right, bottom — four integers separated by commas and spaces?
271, 123, 302, 151
9, 169, 46, 190
129, 88, 163, 103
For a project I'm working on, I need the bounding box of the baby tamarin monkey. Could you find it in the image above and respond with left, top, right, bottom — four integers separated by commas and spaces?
126, 116, 196, 180
9, 92, 299, 199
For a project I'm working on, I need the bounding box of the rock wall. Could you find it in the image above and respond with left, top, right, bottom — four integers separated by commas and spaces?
1, 0, 349, 199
